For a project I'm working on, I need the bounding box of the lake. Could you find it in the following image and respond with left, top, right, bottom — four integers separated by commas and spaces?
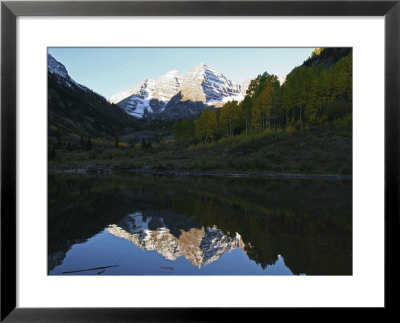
48, 173, 352, 275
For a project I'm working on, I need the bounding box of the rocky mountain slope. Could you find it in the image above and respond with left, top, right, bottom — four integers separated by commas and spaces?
108, 70, 184, 118
178, 63, 241, 103
109, 63, 249, 120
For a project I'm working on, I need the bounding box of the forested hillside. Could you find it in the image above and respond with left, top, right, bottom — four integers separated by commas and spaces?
50, 48, 352, 175
48, 73, 141, 138
173, 48, 352, 144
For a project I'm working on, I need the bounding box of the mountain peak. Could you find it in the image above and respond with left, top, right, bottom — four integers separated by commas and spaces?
109, 62, 244, 119
48, 54, 69, 79
196, 62, 213, 72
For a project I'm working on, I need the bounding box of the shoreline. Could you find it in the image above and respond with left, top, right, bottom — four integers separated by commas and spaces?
48, 164, 352, 181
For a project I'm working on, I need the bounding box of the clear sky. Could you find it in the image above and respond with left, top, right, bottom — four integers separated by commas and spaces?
48, 47, 314, 98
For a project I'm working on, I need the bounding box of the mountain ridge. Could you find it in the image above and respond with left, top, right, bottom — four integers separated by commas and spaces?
108, 63, 249, 119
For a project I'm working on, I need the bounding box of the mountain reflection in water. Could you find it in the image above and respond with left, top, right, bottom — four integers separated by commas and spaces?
107, 212, 246, 268
48, 174, 352, 275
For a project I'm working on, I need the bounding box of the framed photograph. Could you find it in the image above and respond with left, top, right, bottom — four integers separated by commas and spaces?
1, 0, 398, 320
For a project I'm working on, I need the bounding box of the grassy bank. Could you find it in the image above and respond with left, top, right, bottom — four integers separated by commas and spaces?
49, 128, 352, 175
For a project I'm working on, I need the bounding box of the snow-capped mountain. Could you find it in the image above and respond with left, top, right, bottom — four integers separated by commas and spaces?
179, 63, 241, 103
106, 212, 246, 268
153, 69, 184, 101
108, 70, 184, 118
108, 63, 249, 119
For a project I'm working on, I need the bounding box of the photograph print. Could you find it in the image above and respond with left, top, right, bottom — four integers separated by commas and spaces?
48, 47, 352, 275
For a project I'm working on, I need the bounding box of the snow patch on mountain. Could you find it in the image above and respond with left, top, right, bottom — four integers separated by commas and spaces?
48, 54, 70, 79
153, 69, 184, 102
48, 54, 95, 94
108, 88, 137, 105
278, 74, 287, 85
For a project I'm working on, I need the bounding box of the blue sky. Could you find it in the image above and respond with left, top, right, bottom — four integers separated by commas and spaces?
48, 47, 314, 98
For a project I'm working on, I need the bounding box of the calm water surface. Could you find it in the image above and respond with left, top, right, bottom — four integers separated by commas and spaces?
48, 174, 352, 275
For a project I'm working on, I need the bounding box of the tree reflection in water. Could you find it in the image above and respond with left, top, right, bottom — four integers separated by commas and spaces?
48, 174, 352, 275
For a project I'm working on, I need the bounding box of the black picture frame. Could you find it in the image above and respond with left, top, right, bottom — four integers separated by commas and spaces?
1, 0, 398, 321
